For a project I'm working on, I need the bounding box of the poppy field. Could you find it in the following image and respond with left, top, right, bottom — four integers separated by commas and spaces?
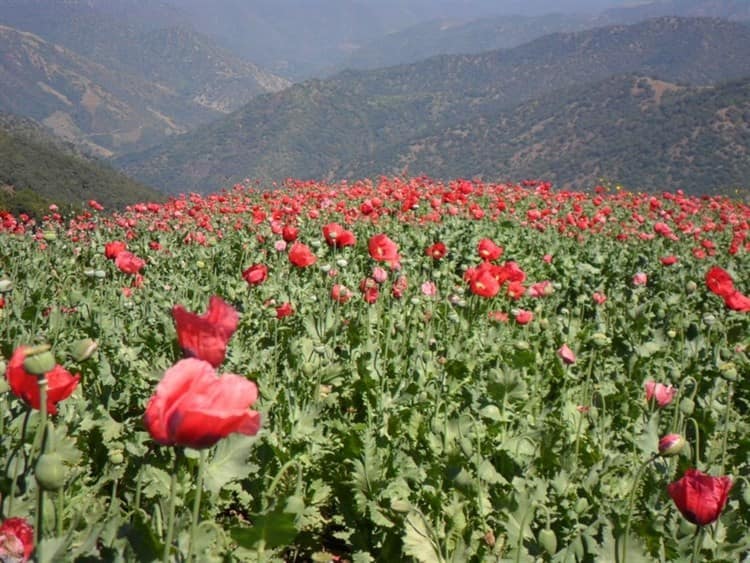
1, 177, 749, 562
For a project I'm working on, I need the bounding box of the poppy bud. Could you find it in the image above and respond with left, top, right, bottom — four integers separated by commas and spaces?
71, 339, 98, 362
538, 528, 557, 555
35, 452, 66, 491
23, 349, 56, 376
658, 434, 687, 457
42, 230, 57, 241
680, 398, 695, 415
718, 362, 738, 381
685, 281, 697, 293
0, 279, 13, 293
590, 333, 610, 347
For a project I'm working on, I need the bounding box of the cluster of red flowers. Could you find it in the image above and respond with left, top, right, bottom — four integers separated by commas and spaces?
705, 266, 750, 312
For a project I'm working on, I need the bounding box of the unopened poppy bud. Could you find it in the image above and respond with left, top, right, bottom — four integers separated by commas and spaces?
108, 450, 124, 465
538, 528, 557, 555
718, 362, 738, 381
0, 279, 13, 293
94, 270, 107, 279
702, 313, 716, 326
35, 452, 66, 491
679, 398, 695, 415
590, 332, 610, 347
685, 281, 697, 293
23, 349, 56, 376
42, 230, 57, 241
659, 434, 686, 457
71, 339, 98, 362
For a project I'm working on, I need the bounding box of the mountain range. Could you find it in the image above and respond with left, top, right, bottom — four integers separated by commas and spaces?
0, 1, 289, 157
116, 17, 750, 195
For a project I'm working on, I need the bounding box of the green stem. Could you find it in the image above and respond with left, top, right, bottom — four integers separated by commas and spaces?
686, 417, 701, 467
34, 378, 49, 557
163, 450, 181, 563
6, 410, 32, 516
186, 450, 207, 562
690, 526, 703, 563
621, 454, 656, 563
719, 382, 733, 474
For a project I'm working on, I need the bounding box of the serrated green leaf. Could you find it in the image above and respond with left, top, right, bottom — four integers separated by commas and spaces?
204, 434, 259, 495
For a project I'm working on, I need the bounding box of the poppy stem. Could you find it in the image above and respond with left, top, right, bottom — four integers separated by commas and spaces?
621, 454, 656, 563
6, 409, 32, 516
690, 526, 703, 563
34, 377, 49, 558
186, 449, 207, 562
163, 450, 180, 563
719, 382, 733, 474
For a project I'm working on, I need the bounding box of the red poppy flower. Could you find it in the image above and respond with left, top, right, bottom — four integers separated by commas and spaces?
104, 241, 127, 260
425, 242, 447, 260
331, 284, 353, 304
392, 275, 408, 299
514, 309, 533, 324
243, 264, 268, 285
275, 302, 294, 319
644, 380, 676, 407
0, 516, 34, 562
368, 234, 399, 263
470, 270, 500, 298
114, 251, 145, 275
557, 344, 576, 364
323, 223, 356, 248
5, 347, 80, 415
667, 469, 732, 526
360, 277, 379, 304
705, 266, 735, 298
288, 242, 317, 268
477, 238, 503, 261
144, 358, 261, 449
282, 225, 299, 242
660, 255, 679, 266
172, 296, 239, 367
724, 290, 750, 312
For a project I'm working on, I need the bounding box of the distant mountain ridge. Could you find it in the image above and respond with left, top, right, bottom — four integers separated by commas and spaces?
344, 74, 750, 194
0, 1, 289, 156
115, 17, 750, 194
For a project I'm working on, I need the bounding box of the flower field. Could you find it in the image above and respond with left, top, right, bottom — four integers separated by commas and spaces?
1, 177, 749, 562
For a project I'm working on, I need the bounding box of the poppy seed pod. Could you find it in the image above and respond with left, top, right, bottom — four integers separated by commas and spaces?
0, 279, 13, 293
22, 350, 57, 376
71, 339, 98, 362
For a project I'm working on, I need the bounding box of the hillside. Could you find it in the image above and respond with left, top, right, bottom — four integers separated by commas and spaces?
338, 0, 750, 73
342, 75, 750, 194
116, 17, 750, 194
0, 113, 164, 216
0, 7, 289, 156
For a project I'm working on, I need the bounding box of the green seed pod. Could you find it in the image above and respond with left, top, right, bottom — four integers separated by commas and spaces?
35, 452, 66, 491
42, 230, 57, 241
514, 340, 530, 351
685, 280, 697, 294
71, 338, 98, 362
108, 450, 124, 465
718, 362, 738, 381
301, 363, 315, 377
538, 528, 557, 555
23, 351, 56, 376
93, 270, 107, 279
